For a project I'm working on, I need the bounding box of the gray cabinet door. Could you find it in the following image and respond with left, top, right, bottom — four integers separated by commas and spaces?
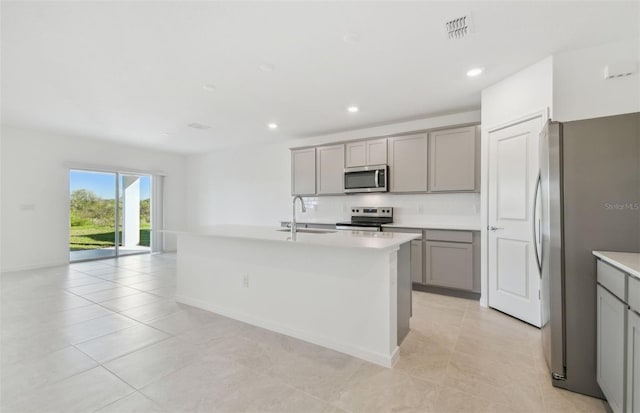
345, 141, 366, 167
425, 241, 473, 290
411, 240, 424, 284
367, 138, 387, 165
628, 309, 640, 413
429, 126, 477, 192
316, 144, 345, 195
597, 285, 625, 413
388, 133, 428, 192
291, 148, 316, 195
346, 139, 387, 167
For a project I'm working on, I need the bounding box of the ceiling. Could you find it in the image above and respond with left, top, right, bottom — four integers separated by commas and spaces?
1, 1, 638, 154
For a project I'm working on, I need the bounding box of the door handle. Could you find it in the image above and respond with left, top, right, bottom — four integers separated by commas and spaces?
374, 170, 380, 188
488, 226, 504, 231
533, 171, 542, 275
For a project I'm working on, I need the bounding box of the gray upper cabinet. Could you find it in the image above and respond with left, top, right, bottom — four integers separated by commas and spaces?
388, 133, 428, 192
429, 126, 478, 192
316, 144, 345, 195
345, 138, 387, 167
366, 138, 388, 165
291, 148, 316, 195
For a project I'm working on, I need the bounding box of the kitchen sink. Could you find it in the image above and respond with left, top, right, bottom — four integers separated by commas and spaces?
277, 228, 337, 234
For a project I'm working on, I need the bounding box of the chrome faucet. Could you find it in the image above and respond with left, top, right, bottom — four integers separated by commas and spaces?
291, 195, 307, 239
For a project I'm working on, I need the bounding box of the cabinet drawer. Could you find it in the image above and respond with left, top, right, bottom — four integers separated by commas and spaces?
425, 230, 472, 243
597, 260, 627, 301
629, 276, 640, 313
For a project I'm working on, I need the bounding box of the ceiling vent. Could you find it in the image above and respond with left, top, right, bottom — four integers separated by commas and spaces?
187, 122, 211, 130
604, 62, 637, 79
446, 15, 472, 40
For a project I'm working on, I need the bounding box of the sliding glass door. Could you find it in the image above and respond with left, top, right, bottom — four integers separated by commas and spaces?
69, 169, 152, 262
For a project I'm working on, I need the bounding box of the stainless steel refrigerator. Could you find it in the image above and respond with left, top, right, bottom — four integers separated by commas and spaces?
538, 112, 640, 398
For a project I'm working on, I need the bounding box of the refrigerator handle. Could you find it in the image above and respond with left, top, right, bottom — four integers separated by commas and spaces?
533, 171, 542, 275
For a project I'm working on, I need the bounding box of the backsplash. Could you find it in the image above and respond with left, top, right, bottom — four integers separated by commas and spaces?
297, 193, 480, 224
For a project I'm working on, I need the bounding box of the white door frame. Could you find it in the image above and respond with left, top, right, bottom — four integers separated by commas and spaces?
480, 108, 550, 308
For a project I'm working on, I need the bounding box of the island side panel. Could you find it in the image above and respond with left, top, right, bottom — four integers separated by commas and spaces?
175, 233, 400, 367
396, 241, 411, 345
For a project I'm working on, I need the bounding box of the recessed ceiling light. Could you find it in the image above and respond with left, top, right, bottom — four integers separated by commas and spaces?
466, 67, 484, 77
187, 122, 211, 130
202, 84, 216, 92
347, 105, 359, 113
343, 32, 360, 44
259, 63, 275, 73
268, 123, 278, 130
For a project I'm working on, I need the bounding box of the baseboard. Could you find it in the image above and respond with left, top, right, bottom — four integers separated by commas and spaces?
176, 294, 398, 368
412, 283, 481, 300
1, 260, 69, 273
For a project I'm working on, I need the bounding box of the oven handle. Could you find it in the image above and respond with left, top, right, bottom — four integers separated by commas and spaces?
374, 170, 380, 188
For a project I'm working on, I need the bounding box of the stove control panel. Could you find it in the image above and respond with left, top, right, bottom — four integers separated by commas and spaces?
350, 207, 393, 218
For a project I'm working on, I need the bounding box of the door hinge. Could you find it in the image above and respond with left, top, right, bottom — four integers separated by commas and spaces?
552, 372, 566, 381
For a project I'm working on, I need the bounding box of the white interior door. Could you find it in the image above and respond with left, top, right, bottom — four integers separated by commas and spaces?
488, 116, 543, 327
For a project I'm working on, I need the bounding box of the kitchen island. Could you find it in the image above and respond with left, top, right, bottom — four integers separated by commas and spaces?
166, 226, 420, 367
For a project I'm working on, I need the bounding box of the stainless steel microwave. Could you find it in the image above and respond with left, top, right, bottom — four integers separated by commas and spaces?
344, 165, 388, 193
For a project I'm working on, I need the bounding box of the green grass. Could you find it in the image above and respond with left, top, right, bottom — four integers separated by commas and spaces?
70, 223, 151, 251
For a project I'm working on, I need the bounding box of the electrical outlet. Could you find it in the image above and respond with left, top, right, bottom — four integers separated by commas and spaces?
242, 274, 249, 288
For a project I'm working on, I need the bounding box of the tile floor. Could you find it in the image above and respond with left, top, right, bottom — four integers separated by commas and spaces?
1, 254, 608, 413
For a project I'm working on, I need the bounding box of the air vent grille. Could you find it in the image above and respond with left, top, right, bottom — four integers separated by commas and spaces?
446, 15, 471, 39
187, 122, 211, 130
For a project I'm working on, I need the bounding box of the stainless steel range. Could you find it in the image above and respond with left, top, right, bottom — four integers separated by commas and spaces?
336, 207, 393, 232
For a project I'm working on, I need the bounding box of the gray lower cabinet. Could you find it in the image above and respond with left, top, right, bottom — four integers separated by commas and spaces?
424, 240, 473, 290
291, 148, 316, 195
387, 133, 428, 192
596, 283, 626, 413
316, 144, 345, 195
429, 126, 478, 192
628, 309, 640, 413
410, 240, 423, 283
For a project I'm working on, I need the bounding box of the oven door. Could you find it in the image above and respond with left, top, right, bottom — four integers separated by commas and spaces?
344, 165, 388, 193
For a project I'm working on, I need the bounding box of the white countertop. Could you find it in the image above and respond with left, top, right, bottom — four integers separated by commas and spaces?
593, 251, 640, 279
162, 225, 421, 251
381, 222, 482, 231
279, 219, 482, 231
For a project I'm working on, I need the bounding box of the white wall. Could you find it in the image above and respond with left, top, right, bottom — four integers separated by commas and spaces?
0, 126, 187, 271
479, 56, 554, 307
553, 38, 640, 122
185, 110, 482, 229
481, 57, 554, 128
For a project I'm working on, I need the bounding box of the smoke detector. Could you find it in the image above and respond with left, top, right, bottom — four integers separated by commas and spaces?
446, 15, 472, 39
187, 122, 211, 130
